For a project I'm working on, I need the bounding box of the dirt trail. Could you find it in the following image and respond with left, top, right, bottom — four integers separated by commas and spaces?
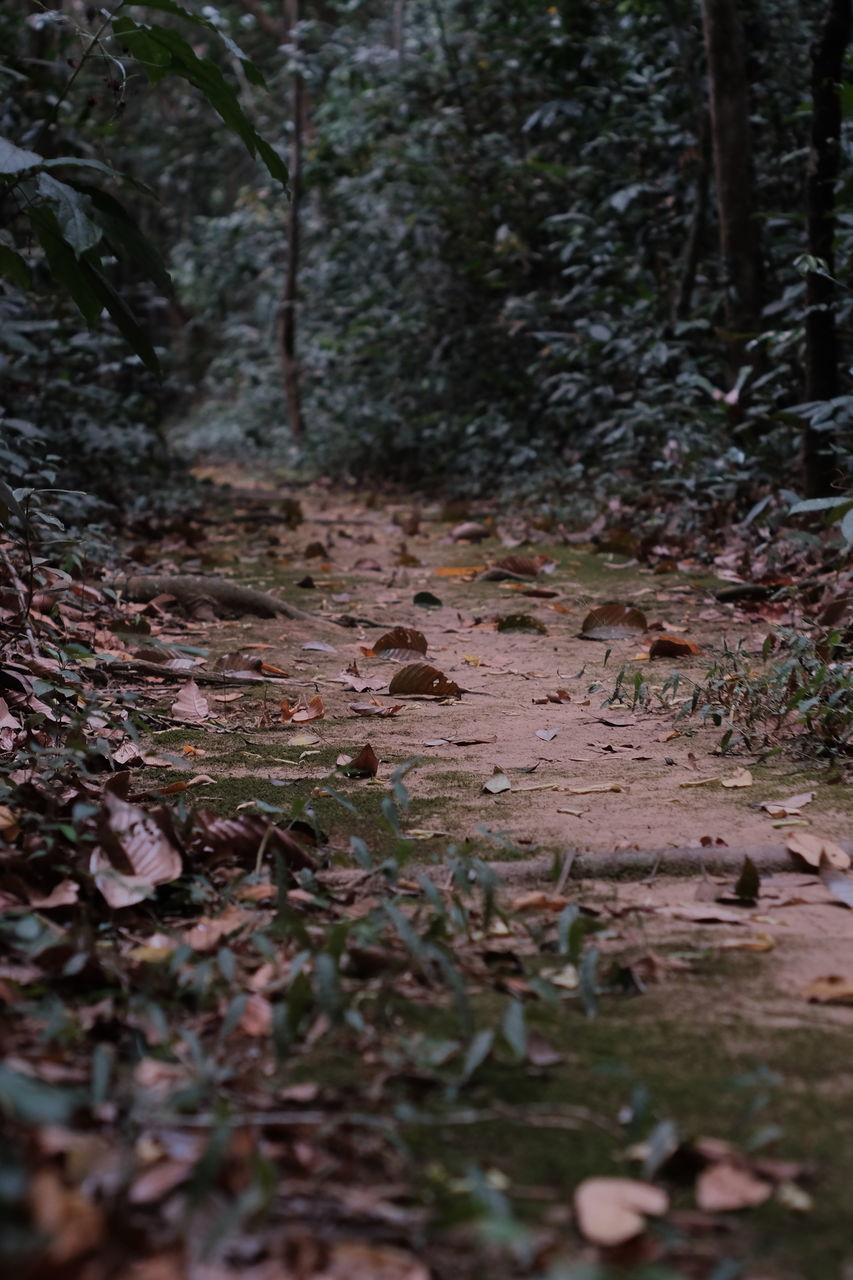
134, 475, 853, 1010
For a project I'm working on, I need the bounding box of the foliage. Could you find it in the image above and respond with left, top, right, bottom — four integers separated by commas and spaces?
688, 628, 853, 758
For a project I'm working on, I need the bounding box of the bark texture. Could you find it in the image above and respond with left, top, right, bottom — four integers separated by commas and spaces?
701, 0, 763, 337
804, 0, 851, 496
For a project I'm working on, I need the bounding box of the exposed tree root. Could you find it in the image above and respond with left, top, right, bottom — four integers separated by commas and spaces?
107, 573, 344, 627
319, 843, 850, 887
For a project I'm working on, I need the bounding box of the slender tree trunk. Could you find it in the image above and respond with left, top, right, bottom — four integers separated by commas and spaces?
278, 0, 304, 441
804, 0, 851, 496
700, 0, 763, 345
675, 110, 711, 321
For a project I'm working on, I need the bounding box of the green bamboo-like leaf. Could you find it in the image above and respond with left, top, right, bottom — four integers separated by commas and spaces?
128, 0, 269, 86
28, 205, 103, 325
78, 257, 162, 375
72, 183, 172, 292
113, 17, 287, 184
502, 998, 527, 1062
0, 242, 31, 289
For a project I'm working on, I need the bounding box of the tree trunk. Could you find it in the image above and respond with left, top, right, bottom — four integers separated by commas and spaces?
700, 0, 763, 344
278, 0, 304, 441
803, 0, 851, 497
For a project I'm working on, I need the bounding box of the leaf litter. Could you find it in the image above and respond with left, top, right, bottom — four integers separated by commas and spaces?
2, 476, 852, 1279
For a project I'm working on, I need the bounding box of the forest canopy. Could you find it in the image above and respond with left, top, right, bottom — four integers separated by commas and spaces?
1, 0, 853, 527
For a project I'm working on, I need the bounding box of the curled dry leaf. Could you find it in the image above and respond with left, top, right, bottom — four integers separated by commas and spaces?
818, 856, 853, 908
350, 700, 405, 717
803, 974, 853, 1004
648, 635, 700, 658
451, 520, 491, 542
483, 770, 511, 794
280, 694, 326, 723
374, 626, 428, 660
171, 679, 210, 722
574, 1177, 669, 1247
388, 663, 461, 698
760, 791, 815, 817
581, 603, 648, 641
786, 831, 850, 871
721, 767, 753, 789
512, 891, 571, 913
695, 1160, 772, 1212
91, 792, 183, 908
189, 810, 317, 872
340, 743, 380, 778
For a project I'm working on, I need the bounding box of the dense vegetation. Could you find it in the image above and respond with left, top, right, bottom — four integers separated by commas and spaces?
2, 0, 852, 530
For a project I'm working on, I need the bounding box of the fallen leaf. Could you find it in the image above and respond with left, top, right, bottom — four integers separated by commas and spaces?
761, 791, 816, 817
574, 1177, 668, 1246
171, 680, 210, 722
374, 626, 429, 660
281, 694, 326, 723
718, 933, 775, 952
483, 769, 511, 794
679, 776, 722, 788
496, 612, 548, 634
696, 1161, 772, 1211
182, 904, 253, 951
556, 807, 584, 816
786, 831, 850, 871
413, 590, 442, 607
657, 905, 747, 925
303, 640, 337, 653
350, 700, 405, 717
732, 855, 760, 903
536, 728, 558, 741
340, 744, 380, 778
721, 767, 753, 788
581, 603, 648, 641
648, 636, 700, 658
91, 793, 182, 908
526, 1032, 563, 1067
239, 993, 273, 1036
451, 521, 491, 542
388, 663, 461, 698
512, 891, 571, 912
803, 974, 853, 1004
819, 856, 853, 908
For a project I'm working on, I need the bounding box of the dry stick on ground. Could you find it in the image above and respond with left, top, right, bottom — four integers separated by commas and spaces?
105, 574, 349, 628
319, 843, 851, 886
104, 659, 286, 684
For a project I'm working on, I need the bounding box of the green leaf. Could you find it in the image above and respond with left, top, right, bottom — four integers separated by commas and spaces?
0, 242, 31, 288
127, 0, 269, 86
78, 257, 162, 375
28, 204, 104, 325
72, 183, 172, 293
502, 998, 527, 1062
789, 496, 853, 515
42, 154, 156, 196
461, 1028, 493, 1081
0, 136, 43, 176
35, 173, 102, 255
114, 17, 287, 185
0, 1064, 80, 1125
841, 508, 853, 547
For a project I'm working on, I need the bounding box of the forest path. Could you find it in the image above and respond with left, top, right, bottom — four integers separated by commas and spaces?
134, 469, 853, 1020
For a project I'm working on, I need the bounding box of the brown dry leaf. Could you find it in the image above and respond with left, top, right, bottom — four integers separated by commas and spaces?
512, 891, 571, 913
581, 603, 648, 641
648, 636, 700, 658
656, 905, 747, 925
318, 1240, 430, 1280
423, 734, 498, 747
374, 626, 428, 660
803, 974, 853, 1004
760, 791, 815, 817
721, 767, 753, 789
819, 856, 853, 908
159, 773, 215, 795
786, 831, 850, 871
27, 880, 80, 909
695, 1160, 772, 1212
190, 810, 317, 872
492, 554, 545, 578
388, 663, 461, 698
91, 793, 182, 908
29, 1168, 105, 1263
280, 694, 326, 723
574, 1176, 669, 1247
432, 564, 486, 577
350, 700, 405, 717
451, 521, 491, 542
526, 1032, 563, 1067
483, 769, 511, 794
129, 1160, 192, 1205
182, 904, 253, 951
239, 993, 273, 1036
341, 743, 380, 778
171, 679, 210, 722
